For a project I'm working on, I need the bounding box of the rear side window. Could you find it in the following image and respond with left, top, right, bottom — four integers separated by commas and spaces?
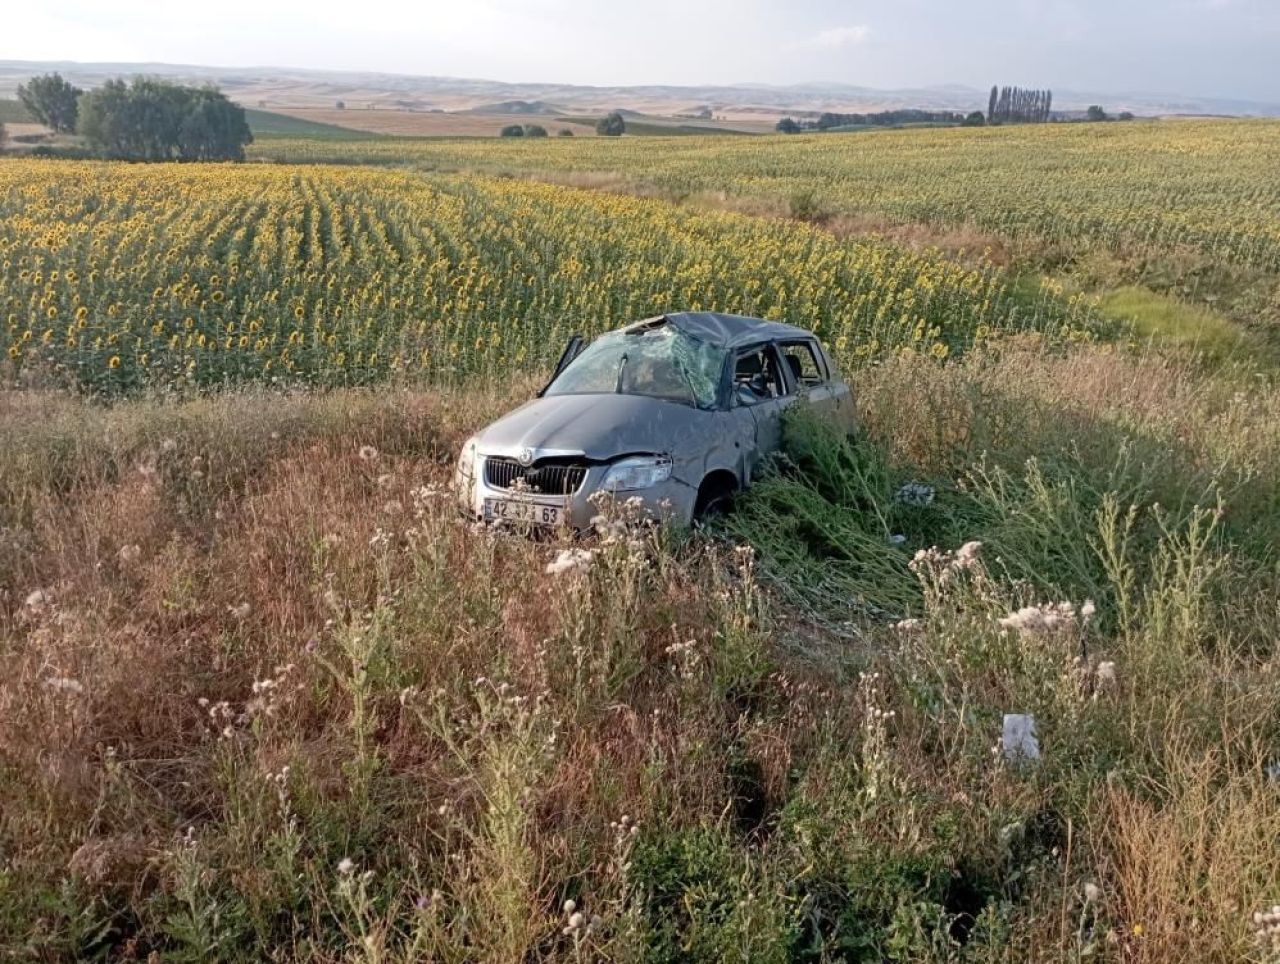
733, 345, 788, 402
780, 341, 827, 387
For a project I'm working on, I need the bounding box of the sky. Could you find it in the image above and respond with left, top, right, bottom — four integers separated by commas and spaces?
5, 0, 1280, 102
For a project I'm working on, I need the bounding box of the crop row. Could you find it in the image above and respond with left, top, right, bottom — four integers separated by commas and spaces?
254, 120, 1280, 273
1, 160, 1100, 393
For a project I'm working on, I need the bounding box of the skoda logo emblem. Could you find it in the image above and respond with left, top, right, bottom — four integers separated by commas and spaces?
517, 448, 535, 466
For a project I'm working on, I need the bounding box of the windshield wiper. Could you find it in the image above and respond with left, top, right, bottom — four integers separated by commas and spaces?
614, 352, 629, 394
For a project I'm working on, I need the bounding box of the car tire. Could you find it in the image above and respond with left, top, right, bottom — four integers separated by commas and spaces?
694, 474, 737, 520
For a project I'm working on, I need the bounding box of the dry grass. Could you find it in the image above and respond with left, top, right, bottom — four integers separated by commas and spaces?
511, 171, 1023, 269
2, 344, 1279, 960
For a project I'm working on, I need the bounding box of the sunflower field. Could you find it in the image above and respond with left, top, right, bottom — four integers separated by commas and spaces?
257, 119, 1280, 273
0, 160, 1098, 393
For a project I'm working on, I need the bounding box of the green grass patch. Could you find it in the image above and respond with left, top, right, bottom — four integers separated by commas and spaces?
242, 108, 375, 140
561, 115, 754, 137
1097, 285, 1266, 361
729, 397, 1272, 629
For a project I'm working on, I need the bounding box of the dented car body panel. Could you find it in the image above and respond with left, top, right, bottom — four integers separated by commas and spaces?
456, 312, 854, 529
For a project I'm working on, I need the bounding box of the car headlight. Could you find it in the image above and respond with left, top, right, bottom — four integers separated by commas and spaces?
601, 455, 672, 492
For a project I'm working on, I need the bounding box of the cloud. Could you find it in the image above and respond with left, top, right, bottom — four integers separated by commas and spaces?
791, 25, 871, 51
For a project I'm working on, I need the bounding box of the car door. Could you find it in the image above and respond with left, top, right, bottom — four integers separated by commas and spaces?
779, 339, 836, 412
730, 343, 794, 479
780, 338, 856, 430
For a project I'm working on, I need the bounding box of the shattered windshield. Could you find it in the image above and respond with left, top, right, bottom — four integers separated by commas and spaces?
545, 324, 725, 409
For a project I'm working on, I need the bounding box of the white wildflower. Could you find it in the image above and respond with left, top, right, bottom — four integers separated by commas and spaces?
998, 601, 1079, 636
117, 544, 142, 564
893, 618, 924, 634
999, 606, 1048, 633
160, 438, 178, 453
24, 589, 49, 610
1096, 661, 1117, 687
545, 548, 595, 577
1083, 882, 1102, 903
357, 445, 379, 462
337, 857, 355, 875
229, 602, 252, 620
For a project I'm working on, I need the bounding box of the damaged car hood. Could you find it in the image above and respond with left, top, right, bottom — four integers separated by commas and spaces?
474, 393, 713, 462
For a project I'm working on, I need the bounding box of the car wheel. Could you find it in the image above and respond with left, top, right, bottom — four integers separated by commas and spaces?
694, 474, 737, 520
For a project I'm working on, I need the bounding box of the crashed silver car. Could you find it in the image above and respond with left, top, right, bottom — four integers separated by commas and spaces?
455, 312, 855, 529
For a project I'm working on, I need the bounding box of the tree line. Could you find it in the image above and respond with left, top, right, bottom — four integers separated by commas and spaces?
987, 86, 1053, 124
776, 109, 974, 133
17, 72, 252, 161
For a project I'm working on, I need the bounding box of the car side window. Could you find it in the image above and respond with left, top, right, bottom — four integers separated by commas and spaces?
733, 346, 788, 404
780, 340, 827, 388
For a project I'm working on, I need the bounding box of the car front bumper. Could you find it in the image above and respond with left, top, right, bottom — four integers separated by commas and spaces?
457, 454, 699, 531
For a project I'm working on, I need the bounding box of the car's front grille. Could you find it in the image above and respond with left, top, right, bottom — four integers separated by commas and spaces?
484, 457, 588, 495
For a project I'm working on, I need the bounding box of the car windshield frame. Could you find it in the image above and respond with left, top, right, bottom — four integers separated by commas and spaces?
543, 323, 727, 410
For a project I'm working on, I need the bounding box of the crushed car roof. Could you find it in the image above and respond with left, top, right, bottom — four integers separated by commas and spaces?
622, 312, 814, 349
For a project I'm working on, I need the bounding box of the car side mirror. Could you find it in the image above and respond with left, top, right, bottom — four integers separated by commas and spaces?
734, 384, 758, 407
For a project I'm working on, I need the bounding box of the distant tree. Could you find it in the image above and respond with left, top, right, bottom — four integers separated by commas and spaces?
788, 109, 967, 132
986, 85, 1053, 124
522, 124, 548, 137
176, 86, 255, 160
1086, 105, 1108, 122
1118, 111, 1135, 121
79, 78, 251, 161
335, 100, 346, 110
962, 111, 986, 127
596, 111, 625, 136
557, 127, 575, 136
499, 124, 525, 137
0, 122, 6, 149
775, 117, 801, 134
17, 72, 82, 134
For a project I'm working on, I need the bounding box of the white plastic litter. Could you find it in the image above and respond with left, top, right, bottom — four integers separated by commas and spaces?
1002, 714, 1041, 764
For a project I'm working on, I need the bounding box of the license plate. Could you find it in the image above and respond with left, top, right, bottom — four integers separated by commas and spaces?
484, 498, 563, 527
